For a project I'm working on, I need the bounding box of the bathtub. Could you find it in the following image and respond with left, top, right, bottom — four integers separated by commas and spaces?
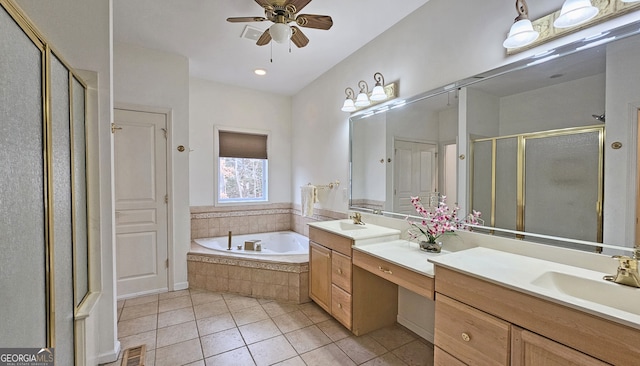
193, 231, 309, 256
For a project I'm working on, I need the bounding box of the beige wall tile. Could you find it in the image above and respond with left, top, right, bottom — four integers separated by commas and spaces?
229, 266, 252, 281
229, 279, 252, 296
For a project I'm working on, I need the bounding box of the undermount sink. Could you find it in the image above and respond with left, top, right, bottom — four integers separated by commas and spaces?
531, 271, 640, 315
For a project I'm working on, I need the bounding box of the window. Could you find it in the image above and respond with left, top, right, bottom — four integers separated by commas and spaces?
217, 130, 268, 203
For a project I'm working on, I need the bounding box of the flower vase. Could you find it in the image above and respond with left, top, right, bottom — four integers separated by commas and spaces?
419, 240, 442, 253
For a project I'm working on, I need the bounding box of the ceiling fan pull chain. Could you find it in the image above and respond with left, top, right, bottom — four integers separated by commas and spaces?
270, 41, 273, 63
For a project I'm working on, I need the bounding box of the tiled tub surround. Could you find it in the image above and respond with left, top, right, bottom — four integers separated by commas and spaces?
190, 203, 347, 239
189, 204, 347, 304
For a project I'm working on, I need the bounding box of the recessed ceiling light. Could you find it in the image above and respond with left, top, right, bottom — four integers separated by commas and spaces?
254, 68, 267, 76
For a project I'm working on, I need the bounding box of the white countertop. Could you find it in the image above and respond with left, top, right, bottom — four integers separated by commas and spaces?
428, 247, 640, 330
308, 219, 401, 242
352, 240, 450, 278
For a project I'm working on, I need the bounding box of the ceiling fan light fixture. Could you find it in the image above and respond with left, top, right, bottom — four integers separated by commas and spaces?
269, 23, 292, 44
553, 0, 599, 29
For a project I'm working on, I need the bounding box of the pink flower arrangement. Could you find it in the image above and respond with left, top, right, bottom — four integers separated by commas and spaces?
407, 195, 482, 244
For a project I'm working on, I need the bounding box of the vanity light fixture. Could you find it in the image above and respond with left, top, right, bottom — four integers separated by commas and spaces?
341, 87, 356, 112
503, 0, 540, 49
554, 0, 599, 29
341, 72, 397, 112
355, 80, 371, 107
370, 72, 387, 101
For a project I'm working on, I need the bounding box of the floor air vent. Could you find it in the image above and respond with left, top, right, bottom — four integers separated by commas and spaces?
121, 345, 146, 366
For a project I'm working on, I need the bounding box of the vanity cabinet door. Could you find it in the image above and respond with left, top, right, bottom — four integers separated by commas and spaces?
309, 241, 332, 313
511, 326, 609, 366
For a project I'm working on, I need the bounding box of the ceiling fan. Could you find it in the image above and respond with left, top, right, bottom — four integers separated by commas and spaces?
226, 0, 333, 48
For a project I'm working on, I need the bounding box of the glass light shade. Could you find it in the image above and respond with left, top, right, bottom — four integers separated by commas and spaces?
355, 92, 371, 107
370, 85, 387, 101
553, 0, 599, 29
270, 23, 291, 44
503, 19, 540, 48
341, 98, 356, 112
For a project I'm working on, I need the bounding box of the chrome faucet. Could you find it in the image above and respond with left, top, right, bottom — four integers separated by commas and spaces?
350, 212, 364, 225
603, 249, 640, 288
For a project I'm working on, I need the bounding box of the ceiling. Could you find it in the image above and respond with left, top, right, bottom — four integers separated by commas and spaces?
113, 0, 430, 96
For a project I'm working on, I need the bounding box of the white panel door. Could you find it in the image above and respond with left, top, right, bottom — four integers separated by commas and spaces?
114, 108, 168, 297
394, 139, 438, 215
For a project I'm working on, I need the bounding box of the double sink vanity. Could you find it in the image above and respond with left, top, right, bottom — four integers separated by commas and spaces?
307, 218, 640, 365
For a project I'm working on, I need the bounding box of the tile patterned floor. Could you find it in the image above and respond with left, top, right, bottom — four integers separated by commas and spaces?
102, 289, 435, 366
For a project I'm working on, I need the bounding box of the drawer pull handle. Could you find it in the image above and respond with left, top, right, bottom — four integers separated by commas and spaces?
337, 268, 342, 275
461, 333, 471, 342
338, 303, 342, 309
378, 266, 393, 275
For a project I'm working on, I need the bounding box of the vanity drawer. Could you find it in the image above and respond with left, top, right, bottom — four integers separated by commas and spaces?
434, 346, 466, 366
331, 251, 352, 292
352, 249, 434, 299
309, 227, 352, 256
331, 284, 352, 329
435, 294, 510, 365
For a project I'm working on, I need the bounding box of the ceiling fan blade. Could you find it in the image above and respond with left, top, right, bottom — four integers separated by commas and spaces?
291, 26, 309, 48
256, 29, 272, 46
254, 0, 275, 10
226, 16, 267, 23
285, 0, 312, 13
296, 14, 333, 30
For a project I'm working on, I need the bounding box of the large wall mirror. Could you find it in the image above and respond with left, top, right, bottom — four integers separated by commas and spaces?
350, 19, 640, 252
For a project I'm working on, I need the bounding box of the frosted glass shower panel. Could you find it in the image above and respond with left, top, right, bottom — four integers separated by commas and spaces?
495, 138, 517, 230
472, 140, 492, 223
51, 54, 75, 366
524, 131, 600, 241
0, 5, 47, 346
72, 76, 89, 307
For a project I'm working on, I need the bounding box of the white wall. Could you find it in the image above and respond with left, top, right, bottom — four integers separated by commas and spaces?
605, 35, 640, 248
499, 73, 605, 135
14, 0, 116, 363
189, 78, 292, 206
113, 42, 191, 291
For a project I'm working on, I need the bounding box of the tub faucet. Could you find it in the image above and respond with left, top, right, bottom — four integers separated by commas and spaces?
227, 231, 232, 250
350, 212, 364, 225
603, 250, 640, 288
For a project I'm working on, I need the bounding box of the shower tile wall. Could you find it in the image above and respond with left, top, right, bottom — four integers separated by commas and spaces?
190, 203, 347, 239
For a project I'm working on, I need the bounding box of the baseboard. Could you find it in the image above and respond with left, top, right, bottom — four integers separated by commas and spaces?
96, 340, 121, 365
397, 314, 434, 344
174, 281, 189, 291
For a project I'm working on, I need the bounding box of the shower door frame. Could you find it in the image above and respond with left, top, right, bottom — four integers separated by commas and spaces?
470, 124, 605, 244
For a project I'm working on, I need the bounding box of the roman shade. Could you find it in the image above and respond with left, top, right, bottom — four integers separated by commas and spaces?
219, 131, 268, 159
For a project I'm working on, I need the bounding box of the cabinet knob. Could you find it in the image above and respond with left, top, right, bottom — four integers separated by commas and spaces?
378, 266, 393, 275
461, 333, 471, 342
338, 303, 342, 309
337, 268, 342, 275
